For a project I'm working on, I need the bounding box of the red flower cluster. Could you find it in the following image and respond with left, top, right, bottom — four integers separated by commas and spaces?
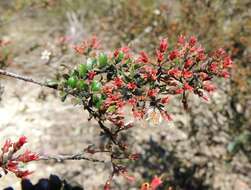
74, 35, 100, 55
69, 35, 233, 132
0, 136, 39, 178
138, 51, 150, 63
94, 35, 232, 129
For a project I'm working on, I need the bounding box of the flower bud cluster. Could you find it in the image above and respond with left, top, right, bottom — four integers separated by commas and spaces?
61, 35, 232, 128
0, 136, 39, 178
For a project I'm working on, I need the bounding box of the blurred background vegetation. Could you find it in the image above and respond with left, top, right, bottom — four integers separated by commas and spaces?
0, 0, 250, 189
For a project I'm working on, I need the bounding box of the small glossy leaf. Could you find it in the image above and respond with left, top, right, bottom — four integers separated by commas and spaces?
77, 80, 88, 90
93, 95, 103, 109
78, 64, 87, 77
91, 80, 101, 91
98, 53, 108, 68
67, 76, 77, 88
118, 52, 124, 61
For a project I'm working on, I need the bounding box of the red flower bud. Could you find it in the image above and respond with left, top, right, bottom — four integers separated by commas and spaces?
114, 77, 124, 88
13, 136, 27, 151
74, 45, 85, 54
184, 59, 193, 68
168, 68, 182, 78
215, 48, 226, 57
223, 56, 233, 68
128, 98, 137, 106
178, 35, 185, 44
147, 89, 159, 97
87, 71, 96, 80
182, 70, 193, 79
15, 170, 33, 178
209, 62, 218, 73
133, 109, 145, 119
197, 52, 206, 61
175, 88, 184, 94
199, 72, 208, 80
219, 70, 230, 78
114, 49, 119, 58
160, 96, 169, 104
184, 83, 193, 91
159, 38, 168, 52
189, 36, 197, 47
169, 49, 180, 60
138, 51, 149, 63
90, 35, 100, 49
18, 150, 39, 163
120, 46, 130, 54
7, 161, 18, 172
156, 50, 164, 62
2, 139, 12, 153
203, 82, 216, 92
127, 82, 137, 90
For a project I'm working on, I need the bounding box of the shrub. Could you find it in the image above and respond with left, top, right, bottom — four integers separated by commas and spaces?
0, 35, 232, 189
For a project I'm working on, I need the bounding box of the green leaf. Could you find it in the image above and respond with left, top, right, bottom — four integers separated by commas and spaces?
175, 59, 179, 64
98, 53, 108, 68
72, 69, 79, 77
129, 65, 135, 77
67, 76, 77, 88
115, 52, 124, 63
77, 80, 88, 90
93, 95, 103, 109
134, 64, 141, 69
91, 80, 102, 91
107, 105, 116, 113
78, 64, 87, 78
124, 59, 131, 65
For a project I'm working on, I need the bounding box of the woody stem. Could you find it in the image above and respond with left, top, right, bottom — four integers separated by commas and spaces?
0, 69, 57, 90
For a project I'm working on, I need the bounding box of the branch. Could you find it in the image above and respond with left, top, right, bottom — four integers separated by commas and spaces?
39, 153, 105, 163
0, 69, 125, 152
0, 69, 58, 90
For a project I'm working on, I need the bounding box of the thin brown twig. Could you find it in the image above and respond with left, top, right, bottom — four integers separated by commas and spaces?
0, 69, 57, 89
39, 153, 105, 163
